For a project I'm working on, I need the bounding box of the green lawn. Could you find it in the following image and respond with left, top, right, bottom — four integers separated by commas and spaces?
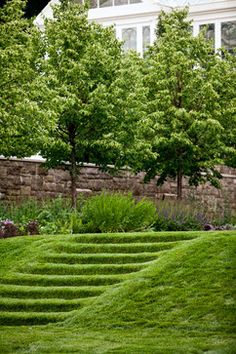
0, 231, 235, 353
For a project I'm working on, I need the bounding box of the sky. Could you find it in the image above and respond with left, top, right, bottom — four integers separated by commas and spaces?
0, 0, 51, 17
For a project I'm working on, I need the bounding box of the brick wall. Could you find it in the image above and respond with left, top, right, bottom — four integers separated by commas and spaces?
0, 157, 235, 213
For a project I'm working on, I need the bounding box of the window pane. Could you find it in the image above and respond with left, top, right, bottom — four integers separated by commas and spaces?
122, 28, 137, 52
143, 26, 150, 53
130, 0, 142, 3
99, 0, 112, 7
115, 0, 128, 5
200, 23, 215, 47
221, 21, 236, 52
90, 0, 98, 8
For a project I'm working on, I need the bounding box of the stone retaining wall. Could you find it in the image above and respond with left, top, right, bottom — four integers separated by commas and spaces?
0, 157, 235, 214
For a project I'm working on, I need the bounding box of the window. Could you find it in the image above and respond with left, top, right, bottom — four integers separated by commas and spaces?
115, 0, 128, 5
122, 28, 137, 52
221, 21, 236, 53
200, 23, 215, 47
142, 26, 150, 53
77, 0, 141, 8
100, 0, 112, 7
89, 0, 98, 8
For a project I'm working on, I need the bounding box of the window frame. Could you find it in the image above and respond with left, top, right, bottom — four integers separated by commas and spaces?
194, 17, 236, 53
116, 21, 155, 56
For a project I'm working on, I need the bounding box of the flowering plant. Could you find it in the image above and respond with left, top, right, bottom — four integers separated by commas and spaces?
0, 219, 20, 238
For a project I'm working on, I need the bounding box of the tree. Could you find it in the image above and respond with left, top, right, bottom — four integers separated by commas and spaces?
0, 0, 54, 157
39, 1, 145, 207
139, 9, 227, 199
213, 50, 236, 168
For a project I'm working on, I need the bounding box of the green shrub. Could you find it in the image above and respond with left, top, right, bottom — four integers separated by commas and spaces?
0, 199, 40, 225
0, 197, 84, 235
79, 192, 157, 233
70, 211, 83, 234
2, 194, 234, 236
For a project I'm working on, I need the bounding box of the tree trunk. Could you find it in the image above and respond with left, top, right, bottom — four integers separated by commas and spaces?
70, 162, 77, 209
177, 169, 183, 200
69, 124, 77, 209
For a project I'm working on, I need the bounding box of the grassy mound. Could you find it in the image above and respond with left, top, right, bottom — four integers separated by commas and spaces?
69, 232, 236, 334
0, 231, 235, 353
0, 231, 195, 326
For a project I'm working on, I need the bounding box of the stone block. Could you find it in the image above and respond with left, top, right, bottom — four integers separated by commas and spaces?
20, 186, 31, 195
0, 168, 7, 178
45, 175, 55, 183
43, 183, 57, 192
81, 167, 98, 175
20, 176, 32, 186
6, 176, 21, 187
55, 170, 70, 182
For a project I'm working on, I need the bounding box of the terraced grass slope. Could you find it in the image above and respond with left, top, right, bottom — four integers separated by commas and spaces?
70, 232, 236, 334
0, 231, 235, 353
0, 231, 197, 326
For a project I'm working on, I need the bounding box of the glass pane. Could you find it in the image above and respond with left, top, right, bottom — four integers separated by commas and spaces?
200, 23, 215, 47
99, 0, 112, 7
143, 26, 150, 53
90, 0, 98, 8
221, 21, 236, 52
115, 0, 128, 5
122, 28, 137, 52
130, 0, 142, 3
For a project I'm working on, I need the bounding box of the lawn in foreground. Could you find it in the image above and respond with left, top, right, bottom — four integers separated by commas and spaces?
1, 326, 235, 353
0, 231, 235, 353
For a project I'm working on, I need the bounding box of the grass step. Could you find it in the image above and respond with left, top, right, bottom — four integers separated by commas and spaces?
54, 242, 177, 254
23, 262, 146, 275
0, 273, 126, 287
0, 311, 69, 326
43, 252, 160, 264
0, 297, 92, 312
0, 284, 107, 299
69, 232, 198, 244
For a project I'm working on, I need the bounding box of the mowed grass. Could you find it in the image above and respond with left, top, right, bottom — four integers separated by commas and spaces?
0, 231, 235, 353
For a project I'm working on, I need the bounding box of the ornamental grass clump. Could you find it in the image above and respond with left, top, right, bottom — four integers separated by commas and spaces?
79, 192, 157, 233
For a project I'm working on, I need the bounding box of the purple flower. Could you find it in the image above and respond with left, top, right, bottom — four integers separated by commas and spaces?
2, 219, 14, 226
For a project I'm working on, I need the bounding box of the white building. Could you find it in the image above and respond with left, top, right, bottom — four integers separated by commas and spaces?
36, 0, 236, 56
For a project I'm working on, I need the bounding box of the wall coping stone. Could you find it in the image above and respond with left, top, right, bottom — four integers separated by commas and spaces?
0, 156, 235, 179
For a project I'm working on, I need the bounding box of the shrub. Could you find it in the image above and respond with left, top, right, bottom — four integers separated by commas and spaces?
0, 199, 40, 225
79, 192, 157, 233
0, 197, 85, 235
0, 220, 21, 238
25, 220, 40, 235
154, 200, 208, 231
69, 211, 84, 234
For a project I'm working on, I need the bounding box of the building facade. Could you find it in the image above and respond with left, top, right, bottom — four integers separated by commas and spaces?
36, 0, 236, 56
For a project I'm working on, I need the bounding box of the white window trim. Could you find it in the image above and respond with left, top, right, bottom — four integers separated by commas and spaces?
194, 17, 236, 51
117, 21, 155, 56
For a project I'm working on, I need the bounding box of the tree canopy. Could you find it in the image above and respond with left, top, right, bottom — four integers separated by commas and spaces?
0, 0, 55, 157
213, 51, 236, 168
1, 2, 235, 204
136, 9, 234, 199
39, 1, 145, 206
